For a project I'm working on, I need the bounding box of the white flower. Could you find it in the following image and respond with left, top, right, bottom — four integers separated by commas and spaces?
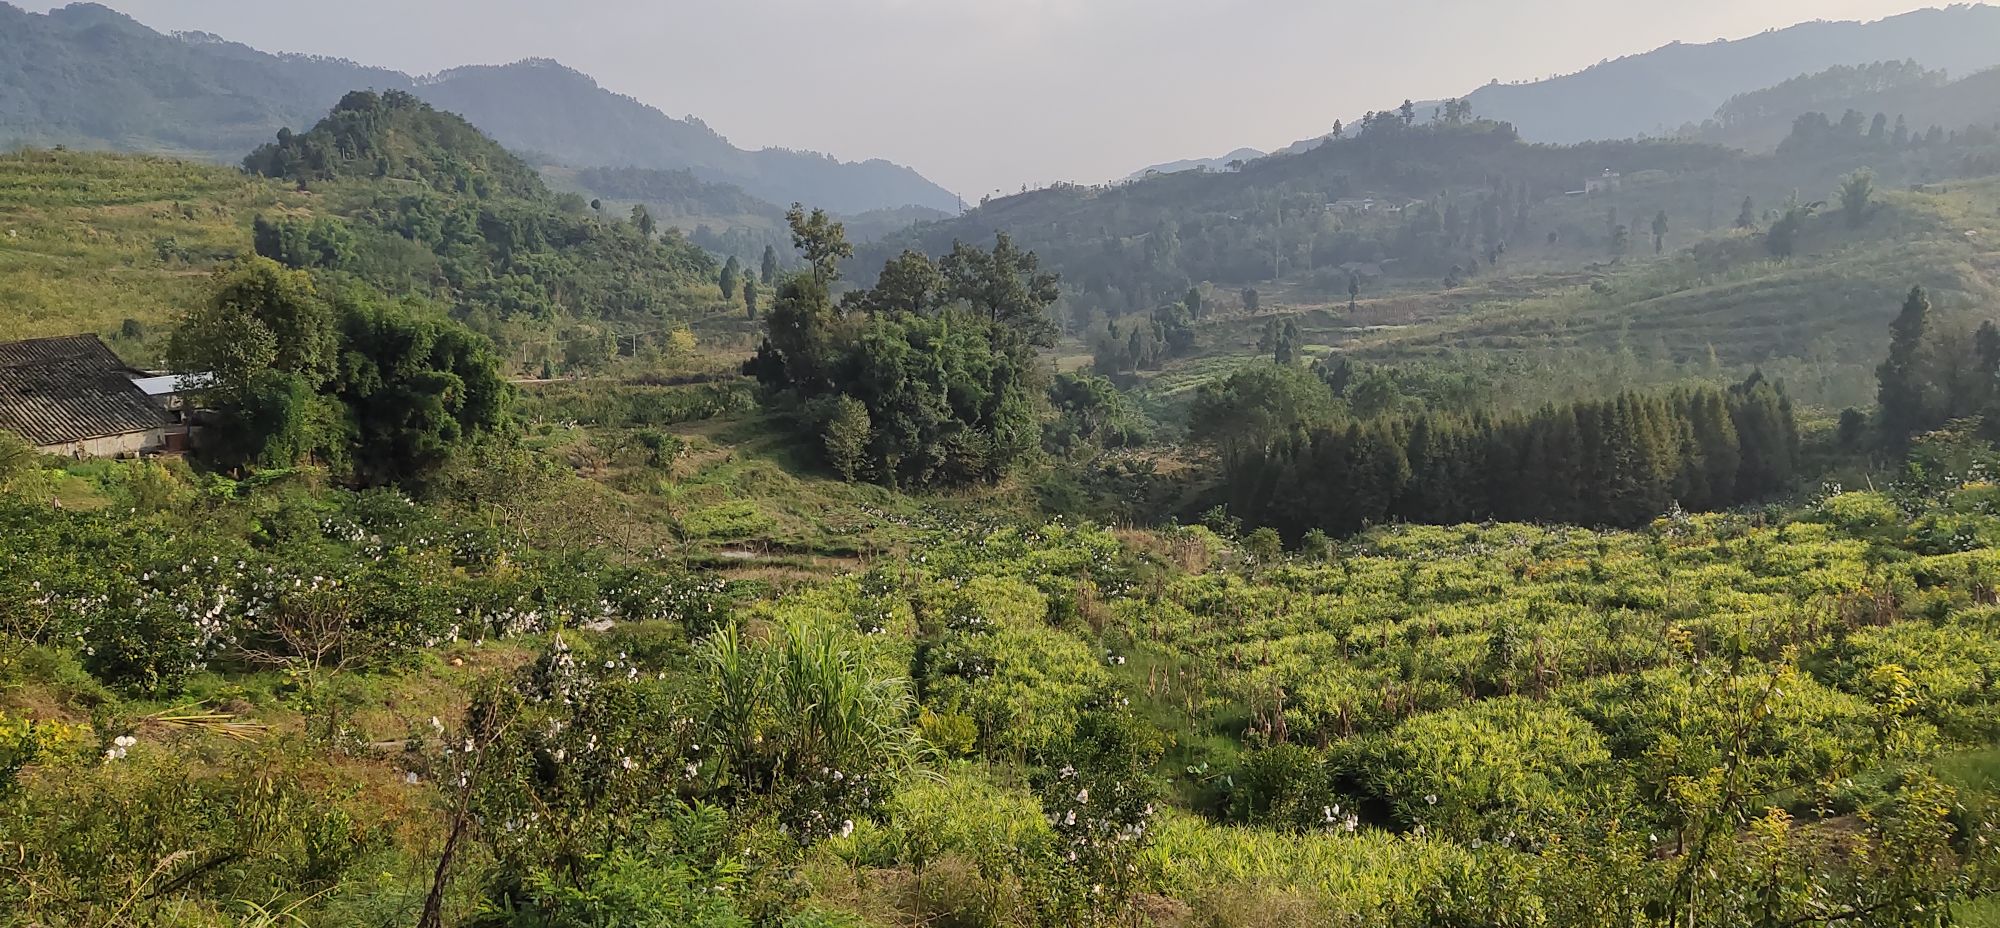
405, 771, 420, 785
1424, 793, 1438, 805
840, 819, 855, 838
1076, 788, 1089, 803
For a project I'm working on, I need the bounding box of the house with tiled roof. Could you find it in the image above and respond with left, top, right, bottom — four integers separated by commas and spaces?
0, 334, 182, 457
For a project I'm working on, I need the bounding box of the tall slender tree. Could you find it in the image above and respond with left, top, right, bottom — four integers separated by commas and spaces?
786, 203, 853, 283
719, 256, 743, 301
1878, 286, 1934, 442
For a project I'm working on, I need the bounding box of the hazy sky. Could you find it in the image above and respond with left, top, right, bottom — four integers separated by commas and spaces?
26, 0, 1955, 196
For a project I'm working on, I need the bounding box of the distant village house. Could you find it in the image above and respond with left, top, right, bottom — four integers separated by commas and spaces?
0, 334, 206, 457
1574, 169, 1623, 196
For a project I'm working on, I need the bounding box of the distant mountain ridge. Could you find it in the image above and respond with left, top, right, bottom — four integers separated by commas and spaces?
1141, 4, 2000, 178
1459, 4, 2000, 144
0, 2, 961, 215
1127, 148, 1268, 181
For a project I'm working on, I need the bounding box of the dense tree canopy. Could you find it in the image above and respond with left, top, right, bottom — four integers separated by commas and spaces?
1218, 373, 1799, 537
749, 211, 1060, 489
170, 258, 509, 483
241, 90, 718, 361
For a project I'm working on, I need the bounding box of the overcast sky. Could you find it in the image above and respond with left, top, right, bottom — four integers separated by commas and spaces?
27, 0, 1954, 197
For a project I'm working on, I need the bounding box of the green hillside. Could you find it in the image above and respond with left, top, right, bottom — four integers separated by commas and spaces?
1132, 178, 1994, 416
237, 90, 724, 368
0, 148, 302, 354
243, 89, 545, 199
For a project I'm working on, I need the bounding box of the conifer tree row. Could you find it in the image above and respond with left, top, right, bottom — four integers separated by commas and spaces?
1223, 375, 1799, 538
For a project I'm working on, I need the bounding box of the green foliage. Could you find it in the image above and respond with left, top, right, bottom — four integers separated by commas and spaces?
10, 441, 2000, 926
700, 620, 920, 839
1044, 373, 1151, 458
1226, 374, 1798, 536
720, 254, 742, 300
1878, 285, 1935, 443
0, 430, 36, 490
0, 740, 390, 923
334, 299, 512, 485
1368, 698, 1611, 841
866, 122, 1739, 324
1033, 711, 1163, 910
917, 577, 1110, 756
169, 260, 510, 483
1187, 362, 1338, 458
170, 257, 336, 400
239, 90, 718, 355
752, 220, 1055, 490
1840, 168, 1877, 228
1765, 198, 1820, 257
253, 214, 355, 271
788, 203, 855, 283
817, 395, 873, 482
244, 90, 543, 199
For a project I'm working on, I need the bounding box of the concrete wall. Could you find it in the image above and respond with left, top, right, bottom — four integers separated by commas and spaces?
34, 428, 167, 459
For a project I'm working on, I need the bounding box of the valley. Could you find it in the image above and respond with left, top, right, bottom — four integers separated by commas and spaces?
9, 3, 2000, 927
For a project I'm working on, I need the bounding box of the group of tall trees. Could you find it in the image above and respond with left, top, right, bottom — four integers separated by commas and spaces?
1091, 295, 1198, 374
1213, 374, 1799, 538
1778, 108, 1948, 157
747, 207, 1061, 489
1874, 285, 2000, 446
169, 257, 510, 484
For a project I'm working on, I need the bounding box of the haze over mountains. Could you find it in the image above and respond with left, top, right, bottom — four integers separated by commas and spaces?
1137, 4, 2000, 178
0, 2, 960, 215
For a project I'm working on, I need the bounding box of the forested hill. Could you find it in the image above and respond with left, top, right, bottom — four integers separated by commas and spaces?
239, 89, 720, 354
1452, 4, 2000, 145
0, 2, 401, 157
243, 90, 546, 199
863, 120, 1741, 318
1692, 62, 2000, 152
0, 3, 959, 215
1176, 3, 2000, 172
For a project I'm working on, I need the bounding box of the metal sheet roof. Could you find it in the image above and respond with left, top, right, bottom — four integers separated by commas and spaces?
130, 372, 214, 397
0, 335, 166, 446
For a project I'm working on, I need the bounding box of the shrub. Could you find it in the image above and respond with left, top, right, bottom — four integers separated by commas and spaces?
818, 394, 873, 481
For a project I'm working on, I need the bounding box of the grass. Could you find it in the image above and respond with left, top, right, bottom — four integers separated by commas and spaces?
0, 149, 311, 360
514, 379, 1039, 573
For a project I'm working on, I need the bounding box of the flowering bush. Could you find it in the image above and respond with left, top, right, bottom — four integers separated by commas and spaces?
450, 635, 707, 901
1032, 711, 1163, 916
